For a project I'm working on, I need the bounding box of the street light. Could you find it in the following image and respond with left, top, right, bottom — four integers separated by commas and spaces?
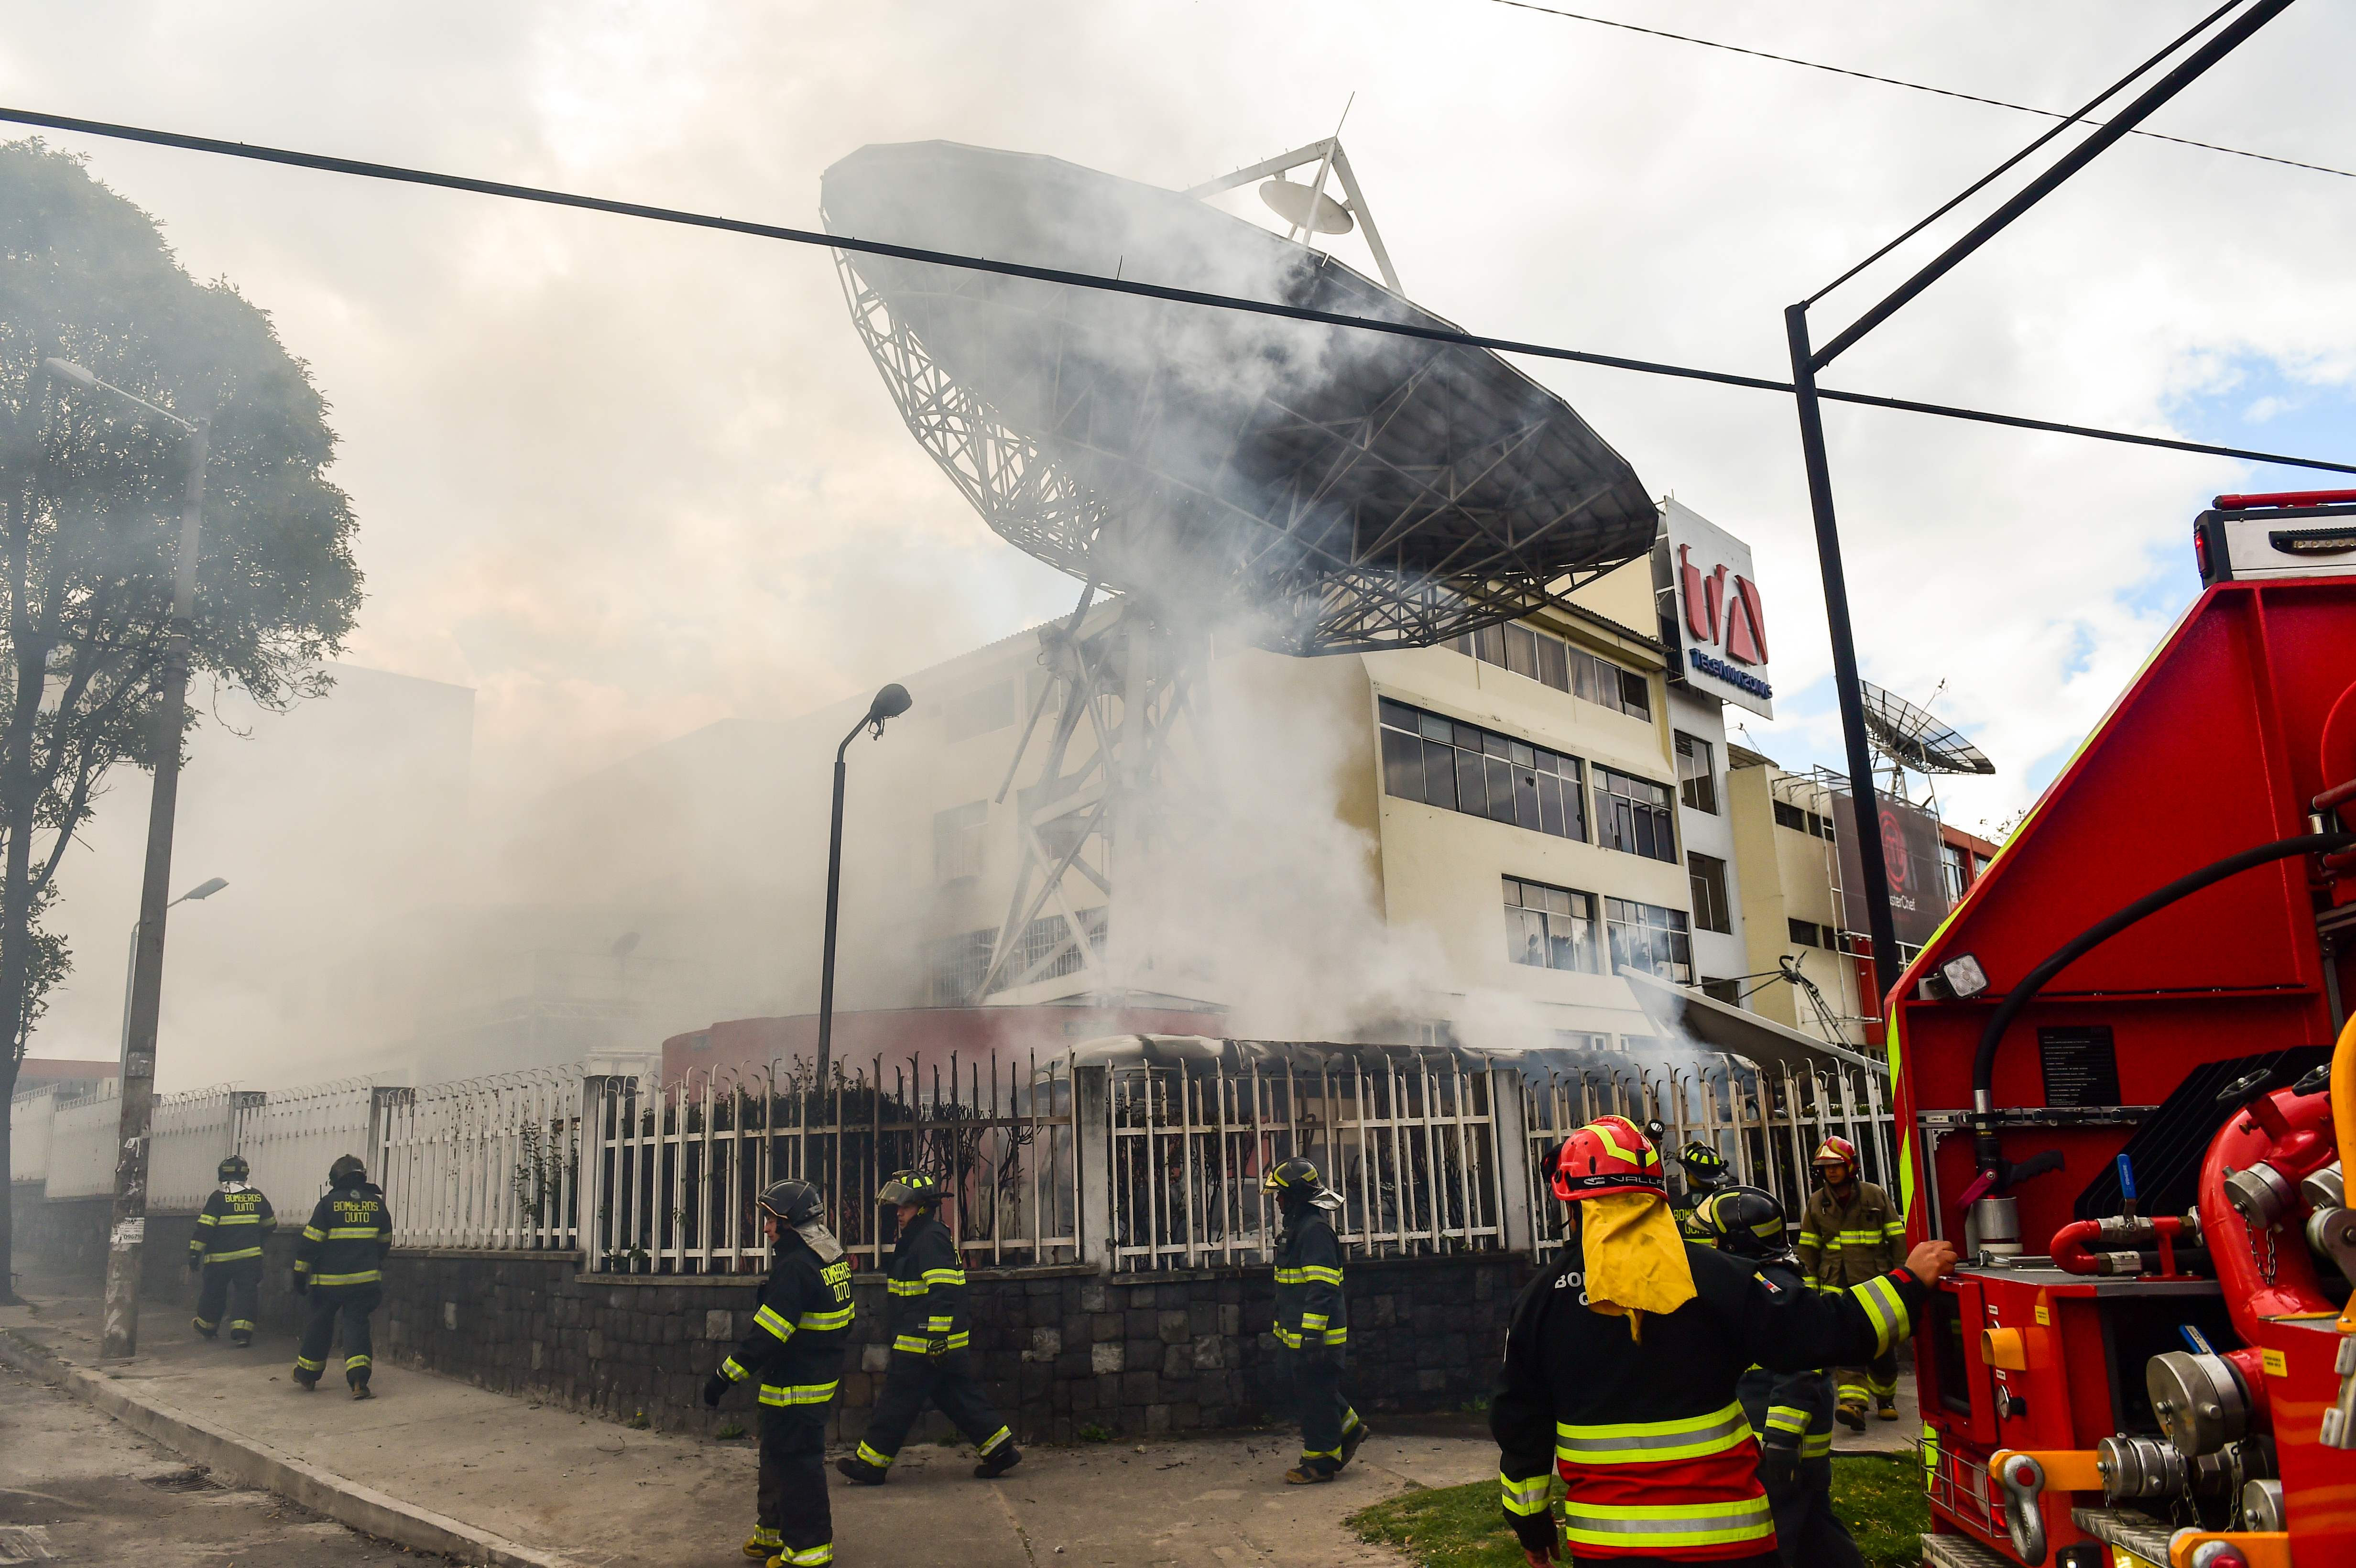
813, 684, 913, 1121
116, 879, 229, 1068
45, 357, 210, 1359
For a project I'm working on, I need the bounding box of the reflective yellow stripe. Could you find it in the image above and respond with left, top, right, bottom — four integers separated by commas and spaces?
292, 1261, 310, 1274
1300, 1313, 1329, 1330
294, 1355, 325, 1372
977, 1426, 1011, 1456
721, 1357, 749, 1382
1323, 1327, 1347, 1345
1560, 1495, 1775, 1548
1556, 1402, 1752, 1465
345, 1355, 370, 1368
755, 1305, 796, 1342
193, 1316, 218, 1330
301, 1226, 325, 1241
920, 1268, 965, 1286
945, 1330, 970, 1350
1763, 1406, 1810, 1435
1274, 1327, 1302, 1348
892, 1334, 934, 1353
785, 1546, 833, 1566
888, 1278, 927, 1295
1500, 1471, 1553, 1517
195, 1213, 218, 1226
797, 1305, 852, 1330
213, 1212, 265, 1225
757, 1380, 839, 1406
856, 1442, 894, 1467
309, 1269, 381, 1286
1298, 1265, 1343, 1285
205, 1246, 263, 1263
326, 1226, 381, 1240
1802, 1433, 1832, 1459
1850, 1274, 1910, 1354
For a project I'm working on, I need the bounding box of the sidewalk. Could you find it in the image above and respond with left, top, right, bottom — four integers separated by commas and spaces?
1, 1286, 1490, 1568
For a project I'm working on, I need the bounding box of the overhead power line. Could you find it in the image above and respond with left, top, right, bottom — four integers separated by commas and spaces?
1480, 0, 2353, 182
1, 105, 2347, 479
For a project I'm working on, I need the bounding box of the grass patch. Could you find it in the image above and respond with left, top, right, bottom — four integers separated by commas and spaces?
1347, 1457, 1927, 1568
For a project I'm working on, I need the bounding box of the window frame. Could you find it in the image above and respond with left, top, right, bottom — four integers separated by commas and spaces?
1674, 731, 1719, 815
1380, 698, 1588, 843
1687, 851, 1732, 934
1503, 876, 1602, 975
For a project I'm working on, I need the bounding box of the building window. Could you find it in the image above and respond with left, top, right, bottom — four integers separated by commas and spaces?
1940, 841, 1969, 904
1504, 877, 1600, 973
1788, 918, 1843, 951
1688, 852, 1732, 934
1606, 898, 1693, 984
1554, 1030, 1612, 1052
1595, 767, 1678, 862
1700, 977, 1743, 1006
934, 801, 987, 882
1454, 623, 1649, 721
943, 681, 1015, 742
927, 929, 996, 1005
1379, 698, 1586, 841
1675, 731, 1718, 814
1772, 798, 1838, 841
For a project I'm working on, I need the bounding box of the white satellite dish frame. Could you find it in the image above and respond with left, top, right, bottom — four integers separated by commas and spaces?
1182, 137, 1404, 294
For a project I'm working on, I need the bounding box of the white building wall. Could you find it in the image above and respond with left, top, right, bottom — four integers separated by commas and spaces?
1666, 683, 1747, 999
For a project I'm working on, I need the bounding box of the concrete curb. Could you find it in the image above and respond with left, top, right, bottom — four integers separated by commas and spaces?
0, 1325, 578, 1568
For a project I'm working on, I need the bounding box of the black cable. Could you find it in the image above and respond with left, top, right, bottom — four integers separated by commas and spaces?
1810, 0, 2241, 308
1968, 831, 2356, 1170
3, 105, 2350, 478
1480, 0, 2351, 183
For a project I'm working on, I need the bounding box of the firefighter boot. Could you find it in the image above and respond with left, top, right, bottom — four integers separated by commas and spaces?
1876, 1396, 1900, 1422
1282, 1460, 1339, 1485
834, 1456, 889, 1486
1836, 1401, 1867, 1432
192, 1317, 219, 1339
973, 1444, 1022, 1480
1339, 1417, 1371, 1470
743, 1529, 781, 1560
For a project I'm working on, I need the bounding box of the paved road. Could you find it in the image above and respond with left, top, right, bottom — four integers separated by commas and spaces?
0, 1356, 432, 1566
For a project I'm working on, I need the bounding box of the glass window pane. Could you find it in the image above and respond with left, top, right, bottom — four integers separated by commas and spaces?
1380, 727, 1422, 802
1620, 668, 1651, 720
1505, 625, 1539, 679
1634, 810, 1658, 860
1380, 697, 1417, 732
1483, 729, 1514, 758
1456, 750, 1486, 817
1422, 739, 1459, 810
1476, 624, 1507, 666
1548, 921, 1574, 971
1511, 908, 1546, 967
1544, 886, 1572, 916
1418, 711, 1453, 742
1515, 768, 1543, 830
1509, 740, 1536, 768
1503, 878, 1523, 907
1538, 636, 1569, 693
1484, 756, 1514, 820
1538, 773, 1566, 837
1563, 777, 1587, 842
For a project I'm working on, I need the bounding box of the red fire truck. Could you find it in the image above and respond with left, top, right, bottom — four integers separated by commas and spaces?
1889, 490, 2356, 1568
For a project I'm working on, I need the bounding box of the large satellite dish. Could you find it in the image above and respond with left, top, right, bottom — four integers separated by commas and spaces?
819, 141, 1658, 655
1860, 680, 1995, 777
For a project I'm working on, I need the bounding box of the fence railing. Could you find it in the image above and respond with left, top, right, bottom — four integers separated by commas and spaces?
42, 1080, 124, 1200
1103, 1054, 1505, 1272
376, 1067, 583, 1251
239, 1078, 381, 1212
1519, 1058, 1898, 1258
147, 1085, 263, 1211
10, 1084, 59, 1185
586, 1052, 1078, 1275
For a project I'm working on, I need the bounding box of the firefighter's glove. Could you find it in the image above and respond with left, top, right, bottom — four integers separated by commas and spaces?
292, 1274, 308, 1296
1758, 1441, 1799, 1493
187, 1255, 203, 1274
927, 1336, 949, 1357
702, 1372, 730, 1409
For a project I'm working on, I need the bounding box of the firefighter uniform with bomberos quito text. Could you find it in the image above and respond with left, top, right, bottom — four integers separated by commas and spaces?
1491, 1116, 1950, 1566
1697, 1185, 1862, 1568
1793, 1135, 1907, 1427
703, 1180, 852, 1568
835, 1170, 1018, 1485
188, 1154, 274, 1347
292, 1154, 392, 1397
1264, 1156, 1367, 1483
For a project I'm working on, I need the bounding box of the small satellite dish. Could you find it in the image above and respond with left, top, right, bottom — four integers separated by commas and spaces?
611, 931, 642, 960
1258, 177, 1354, 235
1860, 681, 1995, 776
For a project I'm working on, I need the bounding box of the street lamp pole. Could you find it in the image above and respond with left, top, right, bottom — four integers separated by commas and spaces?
46, 359, 209, 1359
809, 683, 912, 1179
117, 878, 229, 1070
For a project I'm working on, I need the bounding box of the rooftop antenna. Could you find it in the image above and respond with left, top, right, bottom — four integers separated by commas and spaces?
1859, 678, 1994, 810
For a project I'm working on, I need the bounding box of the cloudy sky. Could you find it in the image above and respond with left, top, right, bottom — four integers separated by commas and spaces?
5, 1, 2352, 1063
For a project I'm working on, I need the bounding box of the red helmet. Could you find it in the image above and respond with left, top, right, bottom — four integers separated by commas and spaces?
1550, 1115, 1667, 1202
1811, 1135, 1860, 1172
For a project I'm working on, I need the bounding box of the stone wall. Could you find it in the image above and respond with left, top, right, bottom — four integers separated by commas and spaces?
17, 1194, 1528, 1446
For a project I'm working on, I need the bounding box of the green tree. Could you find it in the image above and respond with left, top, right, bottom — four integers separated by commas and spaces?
0, 140, 362, 1299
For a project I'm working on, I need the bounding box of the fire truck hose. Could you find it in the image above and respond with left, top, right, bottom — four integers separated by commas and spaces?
2049, 1213, 2192, 1276
1970, 832, 2356, 1177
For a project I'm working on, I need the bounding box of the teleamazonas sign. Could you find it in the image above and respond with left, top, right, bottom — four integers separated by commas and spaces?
1651, 499, 1774, 718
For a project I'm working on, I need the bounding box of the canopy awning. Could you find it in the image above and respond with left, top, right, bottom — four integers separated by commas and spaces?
1618, 967, 1885, 1076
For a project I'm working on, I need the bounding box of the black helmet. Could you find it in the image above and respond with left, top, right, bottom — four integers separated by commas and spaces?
877, 1169, 941, 1208
327, 1154, 368, 1188
760, 1178, 844, 1263
1698, 1185, 1792, 1261
1261, 1156, 1342, 1211
218, 1154, 250, 1184
1677, 1141, 1730, 1188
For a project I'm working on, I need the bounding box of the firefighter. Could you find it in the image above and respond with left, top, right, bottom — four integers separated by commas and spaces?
1265, 1155, 1367, 1484
1492, 1116, 1953, 1567
1670, 1142, 1730, 1241
188, 1154, 275, 1347
1794, 1135, 1907, 1428
835, 1169, 1019, 1484
703, 1179, 853, 1568
291, 1154, 393, 1397
1697, 1185, 1862, 1568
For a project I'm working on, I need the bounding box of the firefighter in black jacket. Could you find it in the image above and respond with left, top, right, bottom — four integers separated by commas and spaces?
1670, 1142, 1730, 1241
291, 1154, 393, 1397
1265, 1155, 1367, 1483
703, 1179, 853, 1568
1491, 1117, 1952, 1566
835, 1170, 1019, 1484
188, 1154, 274, 1347
1696, 1185, 1863, 1568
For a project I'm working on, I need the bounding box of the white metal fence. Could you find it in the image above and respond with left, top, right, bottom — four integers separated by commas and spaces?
1103, 1052, 1506, 1272
10, 1085, 59, 1185
43, 1080, 124, 1199
376, 1066, 583, 1251
1519, 1058, 1899, 1257
238, 1078, 381, 1213
587, 1052, 1079, 1275
147, 1085, 260, 1210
